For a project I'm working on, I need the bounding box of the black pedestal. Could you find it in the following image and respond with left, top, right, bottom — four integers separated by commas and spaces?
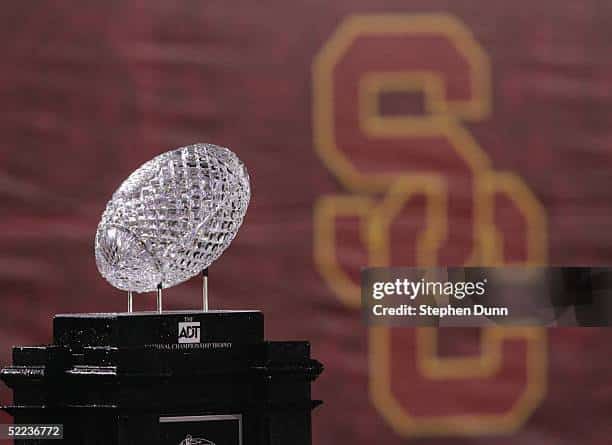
1, 311, 323, 445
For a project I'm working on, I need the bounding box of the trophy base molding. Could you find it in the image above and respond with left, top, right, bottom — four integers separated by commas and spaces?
1, 311, 323, 445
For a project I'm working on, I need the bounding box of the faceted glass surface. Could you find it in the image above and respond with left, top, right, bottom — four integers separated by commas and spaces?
95, 143, 250, 292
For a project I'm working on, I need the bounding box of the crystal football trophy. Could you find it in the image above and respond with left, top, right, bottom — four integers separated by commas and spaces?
1, 143, 323, 445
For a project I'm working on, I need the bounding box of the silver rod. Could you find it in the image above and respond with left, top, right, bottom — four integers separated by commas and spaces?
156, 284, 163, 313
128, 291, 133, 313
202, 269, 209, 312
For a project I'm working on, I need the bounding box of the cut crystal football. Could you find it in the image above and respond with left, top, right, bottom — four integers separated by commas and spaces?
95, 143, 250, 293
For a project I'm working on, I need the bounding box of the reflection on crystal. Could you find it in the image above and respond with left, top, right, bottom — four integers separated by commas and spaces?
95, 143, 250, 292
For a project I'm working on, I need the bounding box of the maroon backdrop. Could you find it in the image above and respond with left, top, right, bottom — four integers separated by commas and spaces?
2, 1, 612, 444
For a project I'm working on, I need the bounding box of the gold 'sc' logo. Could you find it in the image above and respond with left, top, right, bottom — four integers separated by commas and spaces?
312, 14, 548, 437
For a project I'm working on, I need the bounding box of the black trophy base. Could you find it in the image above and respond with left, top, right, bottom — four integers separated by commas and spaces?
1, 311, 323, 445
